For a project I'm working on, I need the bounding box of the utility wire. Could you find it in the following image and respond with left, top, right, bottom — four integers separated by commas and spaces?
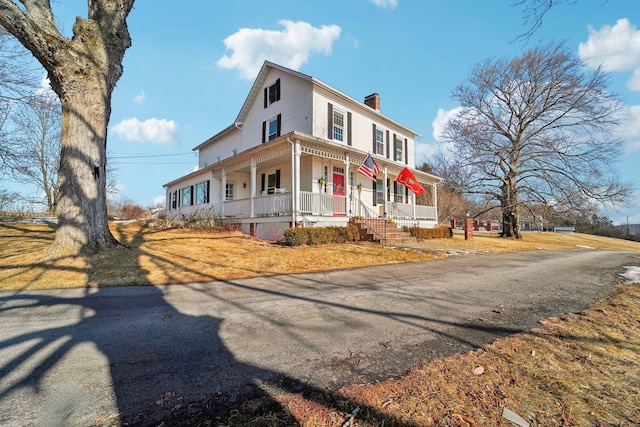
110, 152, 193, 159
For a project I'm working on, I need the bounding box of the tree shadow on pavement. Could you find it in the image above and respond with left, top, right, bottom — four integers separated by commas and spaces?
0, 226, 422, 426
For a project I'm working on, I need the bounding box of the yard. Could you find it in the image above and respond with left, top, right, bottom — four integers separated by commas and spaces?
1, 219, 639, 426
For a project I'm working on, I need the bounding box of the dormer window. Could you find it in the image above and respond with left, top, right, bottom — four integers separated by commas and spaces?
264, 78, 281, 108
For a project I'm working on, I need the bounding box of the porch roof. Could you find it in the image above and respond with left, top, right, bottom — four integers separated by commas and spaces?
164, 131, 442, 188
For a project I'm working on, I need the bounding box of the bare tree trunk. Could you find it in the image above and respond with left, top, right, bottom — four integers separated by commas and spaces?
50, 89, 118, 256
0, 0, 134, 257
500, 175, 521, 238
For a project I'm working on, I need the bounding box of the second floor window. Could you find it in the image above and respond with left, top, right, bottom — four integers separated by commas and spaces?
268, 118, 278, 140
376, 128, 384, 155
394, 136, 403, 162
333, 110, 344, 141
263, 113, 281, 142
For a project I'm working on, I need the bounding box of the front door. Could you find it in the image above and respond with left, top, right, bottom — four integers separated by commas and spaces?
332, 173, 345, 216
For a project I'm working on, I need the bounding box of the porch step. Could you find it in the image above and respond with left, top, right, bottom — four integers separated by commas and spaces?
349, 218, 415, 245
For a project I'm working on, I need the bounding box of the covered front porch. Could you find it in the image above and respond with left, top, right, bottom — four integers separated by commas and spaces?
165, 132, 439, 239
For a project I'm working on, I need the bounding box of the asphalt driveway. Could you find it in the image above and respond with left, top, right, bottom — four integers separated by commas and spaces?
0, 249, 637, 426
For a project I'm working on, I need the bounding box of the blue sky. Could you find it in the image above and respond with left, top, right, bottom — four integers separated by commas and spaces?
33, 1, 640, 223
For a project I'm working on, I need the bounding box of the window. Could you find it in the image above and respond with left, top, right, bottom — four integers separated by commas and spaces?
171, 191, 177, 210
225, 182, 235, 201
333, 110, 344, 141
181, 185, 193, 206
268, 118, 278, 141
394, 136, 403, 161
376, 128, 384, 155
262, 114, 281, 142
375, 178, 384, 206
393, 181, 405, 203
195, 181, 210, 205
264, 78, 281, 107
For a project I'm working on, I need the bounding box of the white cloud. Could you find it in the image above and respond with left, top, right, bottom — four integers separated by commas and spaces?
152, 195, 166, 207
627, 68, 640, 91
432, 107, 463, 142
579, 18, 640, 91
217, 20, 342, 79
34, 74, 56, 99
370, 0, 398, 9
133, 89, 145, 105
111, 118, 179, 145
617, 104, 640, 153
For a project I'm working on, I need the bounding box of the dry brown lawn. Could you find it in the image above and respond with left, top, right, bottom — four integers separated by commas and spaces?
1, 220, 640, 426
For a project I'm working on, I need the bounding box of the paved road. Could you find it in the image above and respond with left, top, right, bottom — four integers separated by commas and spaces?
0, 249, 637, 426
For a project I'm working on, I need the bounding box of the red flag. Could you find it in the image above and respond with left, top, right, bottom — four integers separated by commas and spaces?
395, 167, 425, 196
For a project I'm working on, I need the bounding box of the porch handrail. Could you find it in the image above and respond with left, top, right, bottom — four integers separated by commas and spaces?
353, 201, 388, 244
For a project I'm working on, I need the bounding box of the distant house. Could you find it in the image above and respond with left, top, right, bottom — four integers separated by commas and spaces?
163, 61, 442, 240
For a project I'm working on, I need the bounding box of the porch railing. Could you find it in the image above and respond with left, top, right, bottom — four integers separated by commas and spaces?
223, 198, 251, 218
385, 201, 436, 221
254, 193, 291, 216
223, 193, 292, 218
299, 191, 346, 215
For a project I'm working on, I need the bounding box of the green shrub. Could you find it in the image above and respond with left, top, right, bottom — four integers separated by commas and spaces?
405, 225, 453, 239
283, 225, 360, 246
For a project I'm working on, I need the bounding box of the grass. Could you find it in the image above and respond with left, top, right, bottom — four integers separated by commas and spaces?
1, 220, 640, 426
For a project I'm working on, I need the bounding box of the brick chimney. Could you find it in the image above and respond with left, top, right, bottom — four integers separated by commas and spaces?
364, 93, 380, 111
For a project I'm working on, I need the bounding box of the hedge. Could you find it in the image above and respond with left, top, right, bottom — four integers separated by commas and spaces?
283, 225, 360, 246
404, 225, 453, 239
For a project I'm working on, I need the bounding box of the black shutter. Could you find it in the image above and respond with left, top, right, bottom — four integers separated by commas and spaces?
275, 78, 281, 101
276, 113, 281, 137
275, 169, 281, 188
262, 121, 266, 143
177, 189, 181, 207
373, 180, 377, 206
347, 112, 352, 146
386, 130, 390, 158
404, 138, 408, 164
261, 173, 266, 193
190, 186, 194, 206
327, 103, 333, 139
393, 133, 397, 160
264, 88, 268, 108
205, 181, 210, 204
372, 124, 377, 153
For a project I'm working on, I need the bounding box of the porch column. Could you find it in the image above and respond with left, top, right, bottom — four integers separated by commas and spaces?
292, 139, 301, 224
220, 168, 226, 218
250, 157, 257, 218
344, 153, 350, 216
433, 182, 439, 224
383, 166, 388, 217
412, 192, 416, 219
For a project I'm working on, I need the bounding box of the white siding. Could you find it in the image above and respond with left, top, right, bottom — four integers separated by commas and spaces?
242, 69, 313, 151
311, 86, 417, 168
199, 128, 242, 167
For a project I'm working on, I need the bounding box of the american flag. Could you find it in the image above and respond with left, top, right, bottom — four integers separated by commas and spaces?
357, 153, 380, 180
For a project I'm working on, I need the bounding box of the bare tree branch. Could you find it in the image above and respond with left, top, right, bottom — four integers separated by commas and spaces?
442, 41, 633, 238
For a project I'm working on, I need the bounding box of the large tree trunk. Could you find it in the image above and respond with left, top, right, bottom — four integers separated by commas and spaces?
49, 88, 118, 256
0, 1, 134, 257
500, 177, 521, 239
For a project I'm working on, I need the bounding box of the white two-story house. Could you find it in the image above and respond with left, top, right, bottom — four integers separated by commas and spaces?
163, 61, 441, 240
